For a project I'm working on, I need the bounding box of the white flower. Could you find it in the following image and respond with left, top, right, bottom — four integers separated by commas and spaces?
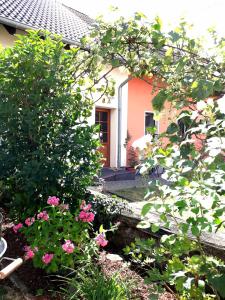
217, 95, 225, 114
197, 100, 207, 110
132, 135, 153, 150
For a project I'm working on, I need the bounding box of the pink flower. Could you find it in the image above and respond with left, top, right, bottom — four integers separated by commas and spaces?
25, 217, 35, 227
62, 240, 75, 254
47, 196, 60, 206
80, 201, 92, 212
13, 223, 23, 233
37, 211, 49, 221
42, 253, 54, 265
78, 211, 95, 222
26, 250, 35, 259
24, 245, 38, 260
95, 233, 108, 247
83, 204, 92, 212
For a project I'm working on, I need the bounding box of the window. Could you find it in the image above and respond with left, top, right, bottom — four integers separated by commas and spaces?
145, 112, 158, 135
178, 119, 186, 138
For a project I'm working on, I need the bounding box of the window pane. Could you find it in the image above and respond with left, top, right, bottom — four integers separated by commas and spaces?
100, 132, 108, 143
145, 112, 155, 134
100, 112, 108, 122
100, 122, 108, 132
178, 119, 186, 137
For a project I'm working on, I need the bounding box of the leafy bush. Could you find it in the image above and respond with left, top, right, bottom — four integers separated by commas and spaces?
89, 193, 128, 229
0, 31, 101, 215
60, 262, 132, 300
123, 238, 156, 267
138, 98, 225, 299
124, 235, 225, 299
13, 197, 107, 273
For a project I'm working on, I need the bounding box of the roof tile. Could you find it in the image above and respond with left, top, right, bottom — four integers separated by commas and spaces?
0, 0, 93, 44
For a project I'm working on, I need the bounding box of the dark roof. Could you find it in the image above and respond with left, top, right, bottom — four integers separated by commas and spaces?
0, 0, 93, 44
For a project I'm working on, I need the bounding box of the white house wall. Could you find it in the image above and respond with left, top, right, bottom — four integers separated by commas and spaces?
89, 68, 129, 168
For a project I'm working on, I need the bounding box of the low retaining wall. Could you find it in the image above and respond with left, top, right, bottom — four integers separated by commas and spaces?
90, 189, 225, 260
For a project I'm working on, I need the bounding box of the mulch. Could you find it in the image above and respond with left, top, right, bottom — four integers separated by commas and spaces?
0, 208, 176, 299
99, 252, 176, 300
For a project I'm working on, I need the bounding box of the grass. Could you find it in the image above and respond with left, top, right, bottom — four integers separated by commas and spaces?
112, 187, 148, 202
59, 262, 133, 300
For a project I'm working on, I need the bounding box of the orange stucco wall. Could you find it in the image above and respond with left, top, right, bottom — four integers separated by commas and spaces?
127, 77, 176, 165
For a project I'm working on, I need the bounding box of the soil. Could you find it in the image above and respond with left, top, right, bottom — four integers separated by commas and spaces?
0, 208, 175, 299
0, 208, 60, 299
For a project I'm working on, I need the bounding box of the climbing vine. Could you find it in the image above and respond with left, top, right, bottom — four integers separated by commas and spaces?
83, 13, 225, 299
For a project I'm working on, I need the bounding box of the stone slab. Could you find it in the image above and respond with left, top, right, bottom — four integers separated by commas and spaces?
89, 189, 225, 259
122, 201, 225, 257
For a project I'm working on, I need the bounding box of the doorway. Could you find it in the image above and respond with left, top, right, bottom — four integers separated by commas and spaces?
95, 108, 110, 167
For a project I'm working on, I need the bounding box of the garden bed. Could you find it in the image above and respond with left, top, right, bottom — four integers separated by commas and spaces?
0, 208, 174, 300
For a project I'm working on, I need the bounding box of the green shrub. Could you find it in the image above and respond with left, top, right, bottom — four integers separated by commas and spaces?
60, 262, 132, 300
89, 193, 128, 229
0, 31, 101, 215
139, 100, 225, 299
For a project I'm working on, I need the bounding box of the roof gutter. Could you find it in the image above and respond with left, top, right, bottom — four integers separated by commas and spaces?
117, 77, 131, 168
0, 16, 80, 46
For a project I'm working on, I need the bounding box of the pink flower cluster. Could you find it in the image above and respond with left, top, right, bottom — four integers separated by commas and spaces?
62, 240, 75, 254
78, 201, 94, 223
79, 210, 95, 222
95, 233, 108, 247
42, 253, 54, 265
37, 210, 49, 221
24, 245, 38, 260
47, 196, 60, 206
25, 217, 35, 227
80, 200, 92, 212
13, 223, 23, 233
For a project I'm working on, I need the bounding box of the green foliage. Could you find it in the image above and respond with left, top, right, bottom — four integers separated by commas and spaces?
0, 31, 101, 215
80, 14, 225, 299
152, 90, 167, 111
86, 13, 225, 300
138, 97, 225, 299
0, 11, 224, 299
123, 238, 156, 267
60, 262, 132, 300
89, 193, 128, 229
125, 236, 225, 299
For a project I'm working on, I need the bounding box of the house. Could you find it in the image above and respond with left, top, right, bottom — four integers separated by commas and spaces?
0, 0, 172, 168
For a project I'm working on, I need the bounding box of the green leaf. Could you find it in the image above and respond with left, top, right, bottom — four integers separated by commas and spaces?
166, 123, 179, 134
152, 90, 167, 111
191, 225, 200, 236
175, 200, 187, 211
169, 31, 181, 42
208, 274, 225, 297
178, 177, 189, 186
191, 79, 214, 100
134, 12, 147, 20
99, 224, 104, 233
151, 224, 160, 233
141, 203, 152, 216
